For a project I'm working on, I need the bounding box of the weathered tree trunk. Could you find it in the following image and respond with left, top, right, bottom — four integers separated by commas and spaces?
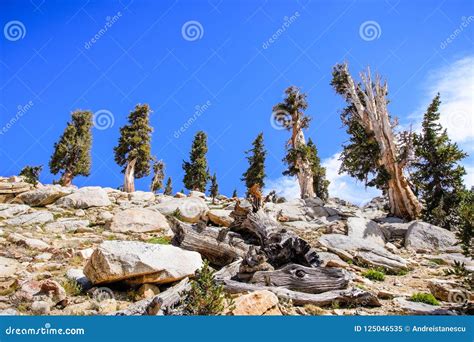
123, 158, 137, 193
343, 66, 421, 220
218, 279, 381, 307
171, 219, 250, 266
249, 263, 350, 293
292, 125, 315, 199
60, 170, 74, 187
230, 201, 320, 268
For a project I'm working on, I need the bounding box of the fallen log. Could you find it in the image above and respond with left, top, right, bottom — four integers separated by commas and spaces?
249, 264, 350, 293
218, 279, 381, 307
230, 201, 320, 268
171, 219, 250, 266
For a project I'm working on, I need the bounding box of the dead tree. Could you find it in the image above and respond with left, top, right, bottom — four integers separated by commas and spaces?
336, 64, 421, 219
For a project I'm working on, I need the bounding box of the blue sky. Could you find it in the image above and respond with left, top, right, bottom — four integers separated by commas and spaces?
0, 0, 473, 203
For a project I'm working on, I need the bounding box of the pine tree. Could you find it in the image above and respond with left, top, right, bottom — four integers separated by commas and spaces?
164, 177, 173, 196
49, 110, 92, 186
209, 173, 219, 204
273, 86, 315, 199
150, 159, 165, 193
232, 189, 238, 198
307, 138, 330, 201
114, 104, 153, 193
182, 131, 210, 192
412, 94, 467, 229
242, 133, 266, 194
457, 188, 473, 257
20, 165, 42, 186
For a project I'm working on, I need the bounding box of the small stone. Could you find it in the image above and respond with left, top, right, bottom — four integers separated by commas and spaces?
31, 300, 50, 314
231, 290, 280, 315
137, 284, 160, 299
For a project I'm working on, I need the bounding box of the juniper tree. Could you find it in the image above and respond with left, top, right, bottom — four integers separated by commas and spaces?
307, 138, 330, 201
273, 86, 315, 199
19, 165, 42, 186
232, 189, 238, 198
182, 131, 210, 192
164, 177, 173, 196
150, 159, 165, 193
114, 104, 153, 193
242, 133, 267, 194
457, 188, 473, 257
49, 110, 93, 186
209, 173, 219, 204
412, 94, 467, 229
330, 63, 421, 219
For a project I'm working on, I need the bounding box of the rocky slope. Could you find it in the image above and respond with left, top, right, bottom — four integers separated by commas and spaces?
0, 176, 472, 316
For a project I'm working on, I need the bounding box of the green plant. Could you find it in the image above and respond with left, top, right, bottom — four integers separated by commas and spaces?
147, 236, 171, 245
61, 279, 82, 296
409, 293, 439, 306
19, 165, 43, 185
171, 208, 183, 220
181, 260, 231, 315
362, 269, 385, 281
444, 261, 469, 277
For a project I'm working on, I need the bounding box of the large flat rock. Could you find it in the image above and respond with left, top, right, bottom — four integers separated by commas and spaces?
405, 221, 457, 252
108, 208, 171, 234
84, 241, 202, 285
56, 187, 112, 209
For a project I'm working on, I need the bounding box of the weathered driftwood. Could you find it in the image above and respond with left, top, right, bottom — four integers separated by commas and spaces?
171, 219, 250, 266
249, 264, 350, 294
219, 279, 381, 307
112, 278, 190, 316
230, 202, 320, 268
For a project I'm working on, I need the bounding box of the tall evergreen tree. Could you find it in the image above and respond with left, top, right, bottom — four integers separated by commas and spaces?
232, 189, 238, 198
183, 131, 210, 192
412, 94, 467, 229
49, 110, 92, 186
164, 177, 173, 196
114, 104, 153, 193
457, 188, 473, 257
150, 159, 165, 193
242, 133, 267, 193
273, 86, 315, 199
209, 173, 219, 204
307, 138, 330, 201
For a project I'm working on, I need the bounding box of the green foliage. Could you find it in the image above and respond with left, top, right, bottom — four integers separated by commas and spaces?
164, 177, 173, 196
412, 94, 467, 230
114, 104, 153, 179
183, 131, 210, 192
181, 260, 231, 315
330, 64, 389, 191
409, 293, 439, 306
232, 189, 238, 198
307, 138, 330, 201
49, 110, 93, 184
209, 173, 219, 202
457, 189, 473, 257
147, 236, 171, 245
19, 165, 42, 185
242, 133, 266, 192
362, 269, 385, 281
61, 279, 82, 296
150, 159, 165, 193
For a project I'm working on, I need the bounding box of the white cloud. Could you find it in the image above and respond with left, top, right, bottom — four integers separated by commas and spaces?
406, 55, 474, 186
264, 153, 381, 206
322, 152, 380, 205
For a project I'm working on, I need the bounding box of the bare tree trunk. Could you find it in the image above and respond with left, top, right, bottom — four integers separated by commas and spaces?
343, 66, 421, 219
124, 158, 137, 193
291, 125, 315, 199
60, 170, 74, 187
